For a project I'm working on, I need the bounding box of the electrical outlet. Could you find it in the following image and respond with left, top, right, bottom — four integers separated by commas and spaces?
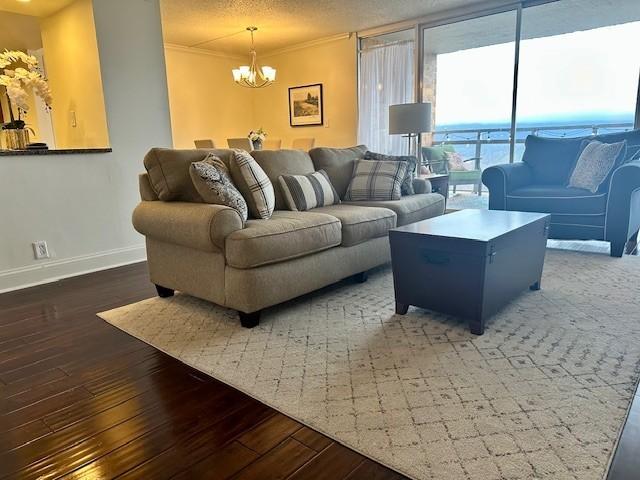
32, 241, 50, 260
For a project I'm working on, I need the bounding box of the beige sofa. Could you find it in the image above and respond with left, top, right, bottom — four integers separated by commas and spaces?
133, 145, 445, 327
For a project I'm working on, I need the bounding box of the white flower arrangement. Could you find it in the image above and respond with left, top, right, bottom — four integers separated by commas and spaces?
0, 50, 53, 128
248, 128, 267, 142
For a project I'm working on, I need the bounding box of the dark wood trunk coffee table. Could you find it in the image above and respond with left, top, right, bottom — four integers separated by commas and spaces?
389, 210, 550, 335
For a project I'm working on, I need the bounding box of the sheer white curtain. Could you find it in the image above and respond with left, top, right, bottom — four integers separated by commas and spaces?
358, 40, 415, 155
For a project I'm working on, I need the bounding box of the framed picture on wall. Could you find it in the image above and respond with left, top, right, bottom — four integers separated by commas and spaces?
288, 84, 323, 127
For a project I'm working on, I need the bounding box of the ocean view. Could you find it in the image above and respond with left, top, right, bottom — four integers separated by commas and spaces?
432, 114, 636, 168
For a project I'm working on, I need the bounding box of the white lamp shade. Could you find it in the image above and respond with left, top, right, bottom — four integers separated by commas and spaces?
389, 103, 432, 135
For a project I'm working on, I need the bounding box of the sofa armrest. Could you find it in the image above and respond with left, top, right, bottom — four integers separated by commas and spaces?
132, 201, 244, 252
413, 177, 432, 194
482, 163, 533, 210
606, 160, 640, 247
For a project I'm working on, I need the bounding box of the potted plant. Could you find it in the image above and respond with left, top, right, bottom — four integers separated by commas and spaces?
0, 50, 52, 150
248, 128, 267, 150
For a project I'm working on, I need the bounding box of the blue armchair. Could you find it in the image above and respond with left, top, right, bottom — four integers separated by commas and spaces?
482, 130, 640, 257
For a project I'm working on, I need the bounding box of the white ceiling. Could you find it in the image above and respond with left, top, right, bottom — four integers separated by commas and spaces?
159, 0, 488, 54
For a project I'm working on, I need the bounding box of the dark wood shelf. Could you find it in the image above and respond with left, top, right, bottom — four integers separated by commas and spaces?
0, 148, 112, 156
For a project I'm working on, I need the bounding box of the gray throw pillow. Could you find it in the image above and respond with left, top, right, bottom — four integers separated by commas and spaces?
568, 140, 626, 193
344, 159, 408, 201
189, 155, 248, 222
364, 151, 417, 195
278, 170, 340, 211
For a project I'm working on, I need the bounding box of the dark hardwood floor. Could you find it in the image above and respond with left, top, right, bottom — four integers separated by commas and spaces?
1, 258, 638, 479
0, 263, 405, 480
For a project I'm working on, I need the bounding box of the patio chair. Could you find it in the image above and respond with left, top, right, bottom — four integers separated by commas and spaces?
422, 145, 483, 195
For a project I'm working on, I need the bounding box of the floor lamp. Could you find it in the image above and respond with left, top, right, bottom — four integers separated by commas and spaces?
389, 103, 432, 164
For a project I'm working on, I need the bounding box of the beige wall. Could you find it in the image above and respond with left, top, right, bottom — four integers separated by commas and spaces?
253, 36, 358, 148
164, 46, 254, 149
39, 0, 110, 148
164, 35, 358, 150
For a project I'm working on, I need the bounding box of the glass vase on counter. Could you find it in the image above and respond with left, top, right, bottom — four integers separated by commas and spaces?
2, 128, 31, 150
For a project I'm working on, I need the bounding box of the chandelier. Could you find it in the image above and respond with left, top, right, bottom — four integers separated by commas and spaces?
232, 27, 276, 88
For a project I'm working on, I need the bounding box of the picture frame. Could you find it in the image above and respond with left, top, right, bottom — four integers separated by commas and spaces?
288, 83, 323, 127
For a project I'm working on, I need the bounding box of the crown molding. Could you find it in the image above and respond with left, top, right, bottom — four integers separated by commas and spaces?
164, 43, 246, 61
261, 33, 353, 58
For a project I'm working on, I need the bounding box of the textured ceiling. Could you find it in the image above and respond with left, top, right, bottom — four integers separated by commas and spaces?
0, 0, 74, 17
160, 0, 487, 54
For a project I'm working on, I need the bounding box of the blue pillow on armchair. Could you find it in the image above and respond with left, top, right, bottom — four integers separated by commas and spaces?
521, 135, 585, 185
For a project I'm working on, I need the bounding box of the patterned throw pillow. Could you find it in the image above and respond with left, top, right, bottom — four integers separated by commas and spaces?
189, 155, 248, 222
344, 159, 408, 201
364, 151, 417, 195
278, 170, 340, 211
445, 151, 469, 171
568, 140, 626, 193
229, 149, 275, 219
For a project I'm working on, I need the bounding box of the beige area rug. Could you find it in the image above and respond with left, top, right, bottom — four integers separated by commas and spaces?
99, 250, 640, 480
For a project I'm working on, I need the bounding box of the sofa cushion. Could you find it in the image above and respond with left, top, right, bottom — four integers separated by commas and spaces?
251, 149, 316, 209
143, 148, 235, 202
225, 211, 342, 269
309, 145, 368, 199
521, 136, 586, 185
345, 193, 445, 226
506, 185, 607, 215
229, 150, 275, 220
312, 204, 396, 247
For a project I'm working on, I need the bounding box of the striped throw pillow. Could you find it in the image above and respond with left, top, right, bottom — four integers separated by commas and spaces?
278, 170, 340, 211
229, 149, 275, 219
344, 159, 408, 201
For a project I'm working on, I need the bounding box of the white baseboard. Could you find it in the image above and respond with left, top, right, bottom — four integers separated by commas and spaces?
0, 245, 147, 294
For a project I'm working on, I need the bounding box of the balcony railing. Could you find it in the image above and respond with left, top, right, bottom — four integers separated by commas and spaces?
432, 122, 635, 167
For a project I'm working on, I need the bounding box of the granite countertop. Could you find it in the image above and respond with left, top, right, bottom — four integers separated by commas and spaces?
0, 148, 112, 156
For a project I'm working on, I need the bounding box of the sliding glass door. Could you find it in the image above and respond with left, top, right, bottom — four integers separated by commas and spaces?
358, 1, 640, 209
421, 11, 518, 208
515, 0, 640, 161
358, 30, 415, 154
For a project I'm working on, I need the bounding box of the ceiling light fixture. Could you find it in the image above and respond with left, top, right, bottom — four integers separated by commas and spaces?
232, 27, 276, 88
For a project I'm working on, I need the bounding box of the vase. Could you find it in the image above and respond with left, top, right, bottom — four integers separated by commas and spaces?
2, 128, 30, 150
252, 140, 263, 151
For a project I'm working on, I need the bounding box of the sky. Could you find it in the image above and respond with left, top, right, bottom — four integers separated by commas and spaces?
434, 21, 640, 126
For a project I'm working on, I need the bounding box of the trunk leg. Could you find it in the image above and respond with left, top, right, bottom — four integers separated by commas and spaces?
239, 310, 261, 328
395, 302, 409, 315
470, 318, 485, 335
155, 284, 174, 298
530, 280, 541, 291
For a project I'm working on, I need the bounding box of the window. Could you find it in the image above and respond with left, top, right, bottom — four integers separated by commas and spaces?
358, 30, 415, 154
422, 11, 518, 208
515, 0, 640, 161
354, 0, 640, 209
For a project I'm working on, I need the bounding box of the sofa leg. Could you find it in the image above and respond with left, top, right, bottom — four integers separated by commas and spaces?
611, 242, 625, 258
625, 230, 639, 255
155, 284, 174, 298
239, 310, 261, 328
354, 271, 368, 283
